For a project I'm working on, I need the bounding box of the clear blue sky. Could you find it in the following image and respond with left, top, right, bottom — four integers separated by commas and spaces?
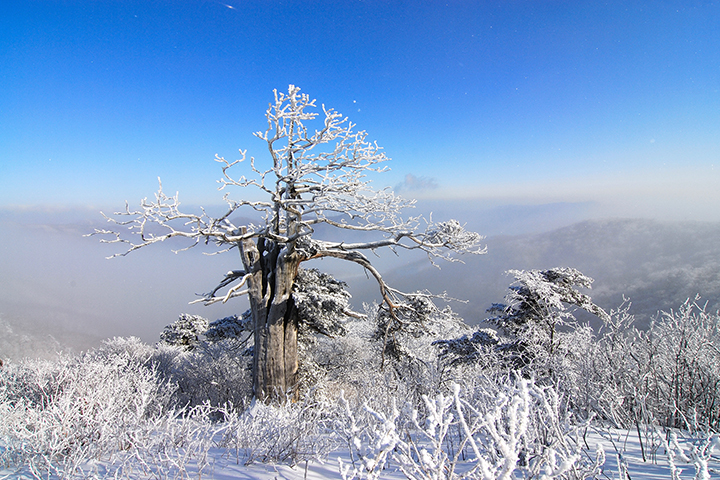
1, 1, 719, 219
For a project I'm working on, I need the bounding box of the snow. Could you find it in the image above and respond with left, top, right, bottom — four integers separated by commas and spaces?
3, 426, 719, 479
3, 295, 720, 479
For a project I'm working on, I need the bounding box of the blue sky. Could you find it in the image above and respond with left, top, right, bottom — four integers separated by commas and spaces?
1, 0, 719, 219
1, 0, 719, 354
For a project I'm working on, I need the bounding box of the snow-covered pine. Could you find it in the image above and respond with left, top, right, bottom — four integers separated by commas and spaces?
159, 313, 209, 350
486, 267, 609, 372
293, 268, 358, 338
374, 293, 470, 365
204, 311, 252, 343
433, 328, 502, 369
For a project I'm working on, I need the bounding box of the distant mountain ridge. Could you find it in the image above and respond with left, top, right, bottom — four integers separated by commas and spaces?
352, 218, 720, 329
3, 213, 719, 360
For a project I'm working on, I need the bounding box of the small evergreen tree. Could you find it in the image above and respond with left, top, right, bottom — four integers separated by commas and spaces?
159, 314, 209, 350
488, 267, 609, 369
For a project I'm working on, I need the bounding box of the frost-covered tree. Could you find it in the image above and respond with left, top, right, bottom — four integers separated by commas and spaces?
293, 268, 359, 339
433, 327, 501, 370
90, 85, 485, 401
204, 312, 252, 344
487, 268, 609, 370
435, 268, 608, 374
159, 314, 209, 350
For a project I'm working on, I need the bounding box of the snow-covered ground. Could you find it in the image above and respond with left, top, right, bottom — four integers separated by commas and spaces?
3, 427, 719, 479
590, 428, 720, 480
3, 298, 720, 480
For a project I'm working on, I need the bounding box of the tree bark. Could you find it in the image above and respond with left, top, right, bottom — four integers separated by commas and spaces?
239, 228, 300, 402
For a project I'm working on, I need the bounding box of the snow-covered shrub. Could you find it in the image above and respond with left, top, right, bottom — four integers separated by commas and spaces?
295, 305, 401, 408
218, 392, 341, 465
337, 377, 604, 480
302, 295, 471, 410
298, 321, 379, 401
373, 295, 471, 403
0, 337, 175, 477
656, 428, 720, 480
570, 299, 642, 427
150, 311, 254, 409
110, 402, 224, 479
571, 296, 720, 430
642, 298, 720, 430
336, 392, 404, 480
458, 376, 604, 480
150, 340, 253, 410
433, 270, 716, 432
159, 313, 209, 350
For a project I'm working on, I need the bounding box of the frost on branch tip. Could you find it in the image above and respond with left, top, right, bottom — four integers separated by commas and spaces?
421, 219, 487, 260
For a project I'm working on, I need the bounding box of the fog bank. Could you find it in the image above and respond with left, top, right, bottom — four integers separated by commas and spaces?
2, 202, 719, 360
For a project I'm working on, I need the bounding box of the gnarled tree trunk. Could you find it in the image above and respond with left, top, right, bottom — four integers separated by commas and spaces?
239, 231, 301, 402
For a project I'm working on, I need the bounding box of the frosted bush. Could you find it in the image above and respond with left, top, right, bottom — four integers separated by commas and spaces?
148, 312, 254, 409
0, 337, 175, 477
336, 392, 404, 480
574, 297, 720, 430
337, 377, 604, 480
218, 393, 341, 465
159, 313, 209, 349
644, 298, 720, 429
151, 339, 253, 409
439, 280, 720, 433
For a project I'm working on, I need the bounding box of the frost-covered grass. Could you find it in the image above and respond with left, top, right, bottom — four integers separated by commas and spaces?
2, 389, 719, 479
2, 338, 719, 480
3, 294, 720, 479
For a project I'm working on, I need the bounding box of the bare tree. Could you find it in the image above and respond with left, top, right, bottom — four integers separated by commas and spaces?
90, 85, 485, 402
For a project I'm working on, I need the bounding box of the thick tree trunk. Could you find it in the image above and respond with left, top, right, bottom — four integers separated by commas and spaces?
238, 230, 300, 402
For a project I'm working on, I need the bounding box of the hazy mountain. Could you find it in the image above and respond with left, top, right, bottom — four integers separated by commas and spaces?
346, 218, 720, 329
3, 206, 719, 360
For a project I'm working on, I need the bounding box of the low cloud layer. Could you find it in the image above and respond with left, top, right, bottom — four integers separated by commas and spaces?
2, 203, 720, 360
